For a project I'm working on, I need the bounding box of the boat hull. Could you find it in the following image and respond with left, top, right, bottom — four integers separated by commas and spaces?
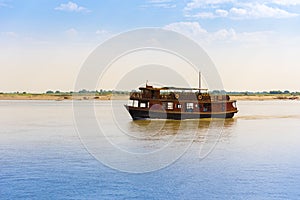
125, 105, 236, 120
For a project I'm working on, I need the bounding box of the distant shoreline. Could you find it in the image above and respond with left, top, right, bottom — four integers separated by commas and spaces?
0, 94, 299, 101
230, 95, 299, 101
0, 94, 128, 101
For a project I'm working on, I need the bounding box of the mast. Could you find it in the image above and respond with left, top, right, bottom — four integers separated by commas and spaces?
199, 71, 201, 92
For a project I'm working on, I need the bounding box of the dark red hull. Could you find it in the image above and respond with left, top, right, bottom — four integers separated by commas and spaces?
125, 105, 236, 120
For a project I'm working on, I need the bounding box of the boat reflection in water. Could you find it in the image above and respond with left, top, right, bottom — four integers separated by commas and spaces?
128, 118, 237, 141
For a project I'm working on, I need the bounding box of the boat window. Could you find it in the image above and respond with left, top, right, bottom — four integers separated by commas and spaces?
203, 103, 210, 112
186, 102, 194, 112
129, 100, 133, 106
133, 100, 138, 107
232, 102, 237, 108
177, 104, 182, 108
140, 102, 147, 108
162, 102, 167, 109
186, 102, 193, 110
163, 102, 173, 110
167, 102, 173, 110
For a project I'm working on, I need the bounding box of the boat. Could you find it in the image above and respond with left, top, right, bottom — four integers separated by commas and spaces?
125, 85, 238, 120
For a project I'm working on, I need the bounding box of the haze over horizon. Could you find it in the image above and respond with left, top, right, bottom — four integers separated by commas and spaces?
1, 0, 300, 93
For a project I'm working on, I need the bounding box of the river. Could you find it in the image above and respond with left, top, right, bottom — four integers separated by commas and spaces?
0, 100, 299, 199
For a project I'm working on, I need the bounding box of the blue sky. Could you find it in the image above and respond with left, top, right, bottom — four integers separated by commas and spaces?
1, 0, 300, 92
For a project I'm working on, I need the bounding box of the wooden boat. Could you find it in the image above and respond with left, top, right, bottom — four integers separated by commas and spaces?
125, 84, 238, 120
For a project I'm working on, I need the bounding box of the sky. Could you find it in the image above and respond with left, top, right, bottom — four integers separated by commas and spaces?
1, 0, 300, 92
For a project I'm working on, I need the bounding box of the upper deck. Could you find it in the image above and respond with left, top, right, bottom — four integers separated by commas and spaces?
130, 85, 232, 102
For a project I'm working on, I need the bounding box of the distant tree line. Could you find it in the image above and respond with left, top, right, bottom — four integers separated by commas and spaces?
1, 89, 299, 96
224, 90, 300, 95
45, 89, 129, 95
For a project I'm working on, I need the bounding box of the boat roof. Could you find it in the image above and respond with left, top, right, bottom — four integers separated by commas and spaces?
139, 86, 208, 91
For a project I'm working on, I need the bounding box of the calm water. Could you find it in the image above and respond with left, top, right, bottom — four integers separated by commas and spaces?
1, 100, 300, 199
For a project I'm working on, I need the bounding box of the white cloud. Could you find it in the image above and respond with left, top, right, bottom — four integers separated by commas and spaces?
230, 3, 298, 19
65, 28, 78, 37
155, 3, 176, 8
184, 0, 234, 11
0, 1, 11, 8
141, 0, 176, 8
95, 30, 108, 35
191, 12, 216, 18
95, 30, 112, 41
165, 22, 245, 48
184, 0, 299, 19
55, 1, 90, 12
148, 0, 173, 3
271, 0, 300, 6
229, 7, 247, 16
164, 22, 208, 37
1, 32, 18, 38
164, 21, 238, 43
212, 28, 237, 41
216, 9, 229, 17
163, 21, 273, 46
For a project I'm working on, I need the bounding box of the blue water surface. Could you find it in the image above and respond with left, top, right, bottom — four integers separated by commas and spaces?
1, 100, 300, 199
